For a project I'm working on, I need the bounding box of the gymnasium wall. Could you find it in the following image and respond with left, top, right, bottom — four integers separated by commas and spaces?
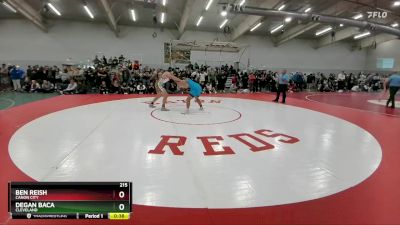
365, 39, 400, 72
0, 19, 367, 72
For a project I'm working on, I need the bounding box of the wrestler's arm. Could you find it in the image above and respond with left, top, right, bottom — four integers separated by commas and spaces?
163, 72, 183, 83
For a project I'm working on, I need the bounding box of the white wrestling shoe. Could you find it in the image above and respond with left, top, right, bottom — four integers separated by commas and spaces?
199, 107, 204, 111
182, 109, 190, 114
149, 103, 156, 108
161, 107, 170, 111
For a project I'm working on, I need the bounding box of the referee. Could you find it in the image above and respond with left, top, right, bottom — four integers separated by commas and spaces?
385, 73, 400, 108
273, 69, 290, 104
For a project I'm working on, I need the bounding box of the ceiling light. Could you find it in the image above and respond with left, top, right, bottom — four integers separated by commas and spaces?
394, 1, 400, 6
353, 14, 363, 20
196, 16, 203, 26
162, 0, 166, 6
285, 17, 292, 23
83, 5, 94, 19
315, 26, 332, 36
239, 0, 245, 6
205, 0, 213, 11
278, 4, 286, 11
270, 24, 284, 33
339, 23, 344, 27
130, 9, 136, 21
219, 19, 228, 29
354, 31, 371, 39
2, 1, 17, 13
391, 22, 399, 27
304, 7, 311, 13
221, 10, 227, 16
250, 22, 262, 32
47, 3, 61, 16
161, 12, 165, 24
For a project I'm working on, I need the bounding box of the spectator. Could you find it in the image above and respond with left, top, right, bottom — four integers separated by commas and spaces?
255, 73, 261, 92
76, 81, 88, 94
93, 55, 100, 65
306, 73, 315, 90
266, 72, 273, 92
99, 81, 109, 94
292, 72, 304, 91
110, 80, 121, 94
208, 68, 217, 89
346, 73, 355, 90
121, 67, 130, 83
34, 66, 46, 82
142, 71, 150, 87
136, 82, 146, 94
191, 70, 199, 81
29, 80, 41, 93
112, 57, 119, 67
0, 63, 10, 90
26, 65, 33, 79
85, 67, 96, 90
40, 80, 55, 93
248, 72, 256, 93
370, 73, 381, 92
128, 81, 136, 93
205, 83, 216, 94
259, 73, 266, 92
231, 74, 238, 90
133, 60, 140, 71
229, 82, 238, 93
337, 71, 346, 91
242, 72, 248, 89
22, 77, 31, 92
97, 68, 109, 87
43, 66, 51, 81
10, 65, 25, 91
199, 70, 207, 85
147, 84, 155, 94
216, 72, 223, 92
121, 82, 130, 94
168, 80, 177, 93
118, 54, 125, 64
50, 66, 59, 83
60, 79, 78, 95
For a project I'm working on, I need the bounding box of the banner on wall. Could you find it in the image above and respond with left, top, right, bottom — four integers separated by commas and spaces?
164, 43, 191, 64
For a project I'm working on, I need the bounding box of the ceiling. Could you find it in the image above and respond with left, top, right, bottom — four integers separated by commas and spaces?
1, 0, 400, 44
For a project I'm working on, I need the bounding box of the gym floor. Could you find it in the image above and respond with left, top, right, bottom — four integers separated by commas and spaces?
0, 92, 56, 110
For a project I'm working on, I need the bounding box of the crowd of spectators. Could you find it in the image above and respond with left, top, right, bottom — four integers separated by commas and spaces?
0, 55, 389, 95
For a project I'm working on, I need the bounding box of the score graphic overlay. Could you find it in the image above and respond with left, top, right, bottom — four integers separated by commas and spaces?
8, 182, 132, 220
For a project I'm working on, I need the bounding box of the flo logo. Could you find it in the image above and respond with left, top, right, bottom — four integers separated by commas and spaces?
367, 11, 388, 19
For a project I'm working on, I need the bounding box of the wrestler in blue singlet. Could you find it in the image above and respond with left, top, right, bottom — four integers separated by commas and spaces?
187, 79, 202, 97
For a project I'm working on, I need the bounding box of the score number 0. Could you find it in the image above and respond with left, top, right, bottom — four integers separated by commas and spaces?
118, 183, 128, 211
